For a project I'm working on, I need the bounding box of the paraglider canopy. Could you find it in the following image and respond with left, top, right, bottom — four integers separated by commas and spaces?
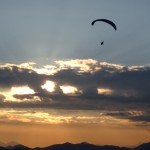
91, 19, 117, 46
91, 19, 117, 31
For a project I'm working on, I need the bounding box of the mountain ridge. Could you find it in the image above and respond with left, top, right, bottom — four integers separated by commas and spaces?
0, 142, 150, 150
0, 142, 19, 147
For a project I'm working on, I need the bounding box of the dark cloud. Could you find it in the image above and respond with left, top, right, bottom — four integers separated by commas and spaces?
52, 65, 150, 98
105, 110, 150, 123
0, 61, 150, 124
0, 65, 48, 92
0, 94, 5, 101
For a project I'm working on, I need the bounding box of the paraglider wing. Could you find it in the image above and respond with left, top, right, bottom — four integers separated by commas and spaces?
91, 19, 117, 30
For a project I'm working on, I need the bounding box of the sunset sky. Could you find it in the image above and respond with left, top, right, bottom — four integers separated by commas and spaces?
0, 0, 150, 148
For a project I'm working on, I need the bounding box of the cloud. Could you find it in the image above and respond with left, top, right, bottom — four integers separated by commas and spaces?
0, 94, 5, 102
0, 59, 150, 124
105, 110, 150, 123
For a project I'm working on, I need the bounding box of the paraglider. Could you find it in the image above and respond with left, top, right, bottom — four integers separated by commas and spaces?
91, 19, 117, 46
101, 41, 104, 45
91, 19, 117, 30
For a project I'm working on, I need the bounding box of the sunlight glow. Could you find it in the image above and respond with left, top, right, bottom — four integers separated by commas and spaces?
55, 59, 98, 73
1, 86, 36, 102
34, 65, 57, 75
11, 86, 35, 95
60, 85, 78, 94
41, 80, 55, 92
97, 88, 112, 95
18, 62, 36, 69
0, 109, 140, 126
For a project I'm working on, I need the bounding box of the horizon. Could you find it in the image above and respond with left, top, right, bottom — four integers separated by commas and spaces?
0, 140, 150, 149
0, 0, 150, 148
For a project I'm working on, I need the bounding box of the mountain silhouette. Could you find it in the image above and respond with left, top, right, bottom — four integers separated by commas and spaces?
6, 144, 31, 150
0, 147, 7, 150
6, 142, 19, 147
134, 142, 150, 150
0, 142, 6, 147
0, 142, 150, 150
0, 141, 19, 148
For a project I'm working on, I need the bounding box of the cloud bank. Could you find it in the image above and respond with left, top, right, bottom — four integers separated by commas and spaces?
0, 59, 150, 124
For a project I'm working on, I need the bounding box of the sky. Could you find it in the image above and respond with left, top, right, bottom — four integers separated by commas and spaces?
0, 0, 150, 148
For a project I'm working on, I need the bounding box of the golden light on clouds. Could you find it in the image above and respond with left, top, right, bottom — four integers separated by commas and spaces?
0, 108, 150, 148
0, 109, 121, 125
0, 109, 146, 127
41, 80, 55, 92
97, 88, 112, 95
1, 86, 35, 102
34, 65, 57, 75
11, 86, 35, 95
18, 62, 36, 69
60, 85, 78, 94
55, 59, 98, 73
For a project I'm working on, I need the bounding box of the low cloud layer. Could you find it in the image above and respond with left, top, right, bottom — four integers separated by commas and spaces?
0, 59, 150, 124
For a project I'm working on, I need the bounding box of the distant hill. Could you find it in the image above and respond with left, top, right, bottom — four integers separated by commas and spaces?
6, 142, 19, 147
6, 144, 31, 150
0, 141, 18, 147
134, 142, 150, 150
33, 142, 130, 150
0, 142, 6, 147
0, 142, 150, 150
0, 147, 7, 150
